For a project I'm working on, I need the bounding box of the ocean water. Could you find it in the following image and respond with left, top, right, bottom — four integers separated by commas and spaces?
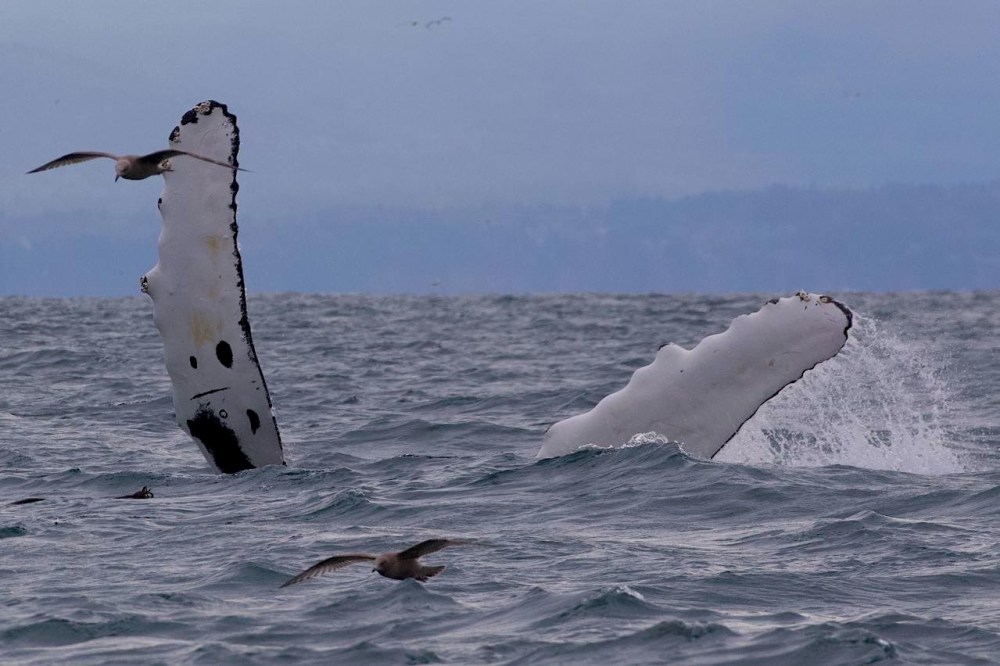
1, 291, 998, 665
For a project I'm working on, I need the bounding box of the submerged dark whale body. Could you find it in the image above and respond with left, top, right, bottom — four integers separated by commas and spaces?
8, 487, 154, 505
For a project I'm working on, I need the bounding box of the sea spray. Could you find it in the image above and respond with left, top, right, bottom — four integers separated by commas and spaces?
718, 313, 965, 474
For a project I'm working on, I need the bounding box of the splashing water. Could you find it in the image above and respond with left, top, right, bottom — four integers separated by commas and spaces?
716, 313, 967, 474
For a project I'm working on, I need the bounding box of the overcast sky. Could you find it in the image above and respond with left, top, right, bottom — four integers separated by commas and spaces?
2, 2, 999, 294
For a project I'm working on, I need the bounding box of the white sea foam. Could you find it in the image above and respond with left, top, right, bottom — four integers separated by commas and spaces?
612, 584, 646, 601
716, 313, 966, 474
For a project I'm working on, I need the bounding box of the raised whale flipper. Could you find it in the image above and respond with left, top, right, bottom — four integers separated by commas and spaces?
141, 101, 284, 473
537, 292, 853, 460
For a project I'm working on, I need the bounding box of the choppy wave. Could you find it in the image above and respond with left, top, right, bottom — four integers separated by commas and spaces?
1, 292, 998, 664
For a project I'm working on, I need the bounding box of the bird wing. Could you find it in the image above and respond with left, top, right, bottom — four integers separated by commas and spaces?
27, 152, 119, 174
416, 564, 446, 581
280, 554, 375, 588
143, 149, 246, 172
398, 539, 464, 560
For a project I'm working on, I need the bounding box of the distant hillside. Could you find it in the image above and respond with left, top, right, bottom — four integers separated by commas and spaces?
2, 183, 998, 296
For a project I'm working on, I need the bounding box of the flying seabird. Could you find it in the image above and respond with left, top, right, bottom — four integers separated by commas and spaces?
27, 150, 245, 181
281, 538, 464, 587
425, 16, 452, 29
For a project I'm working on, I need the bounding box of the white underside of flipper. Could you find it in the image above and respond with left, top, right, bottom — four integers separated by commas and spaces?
537, 292, 853, 460
142, 100, 284, 473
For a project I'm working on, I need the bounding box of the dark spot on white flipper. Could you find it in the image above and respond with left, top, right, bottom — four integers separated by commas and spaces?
247, 409, 261, 434
186, 408, 253, 474
216, 340, 233, 368
190, 387, 229, 400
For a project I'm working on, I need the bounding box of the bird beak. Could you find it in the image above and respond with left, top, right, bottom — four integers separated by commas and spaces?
115, 176, 120, 182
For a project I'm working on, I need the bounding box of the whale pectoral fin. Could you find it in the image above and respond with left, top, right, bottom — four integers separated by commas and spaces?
148, 101, 284, 473
537, 293, 852, 459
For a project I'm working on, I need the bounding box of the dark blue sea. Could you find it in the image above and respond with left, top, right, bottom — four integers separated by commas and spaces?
1, 292, 998, 665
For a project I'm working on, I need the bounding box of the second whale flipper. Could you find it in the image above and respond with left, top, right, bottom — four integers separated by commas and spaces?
537, 292, 853, 460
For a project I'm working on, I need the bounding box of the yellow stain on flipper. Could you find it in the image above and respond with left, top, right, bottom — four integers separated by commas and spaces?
204, 234, 228, 260
188, 310, 223, 348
